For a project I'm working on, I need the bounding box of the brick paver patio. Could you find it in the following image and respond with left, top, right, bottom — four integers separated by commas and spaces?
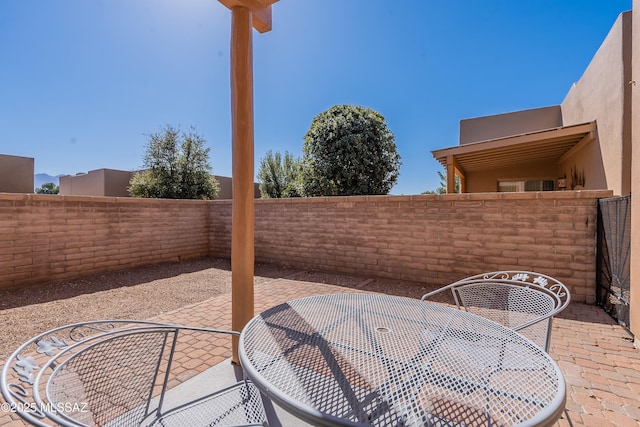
1, 274, 638, 426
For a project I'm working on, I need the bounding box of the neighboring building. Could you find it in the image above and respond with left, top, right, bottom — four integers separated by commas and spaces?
59, 169, 134, 197
432, 11, 632, 196
214, 175, 261, 199
59, 168, 259, 199
432, 6, 640, 344
0, 154, 34, 193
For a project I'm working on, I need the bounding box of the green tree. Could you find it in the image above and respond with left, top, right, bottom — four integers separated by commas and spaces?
35, 182, 59, 194
257, 150, 302, 198
423, 170, 460, 194
300, 105, 401, 196
129, 125, 219, 199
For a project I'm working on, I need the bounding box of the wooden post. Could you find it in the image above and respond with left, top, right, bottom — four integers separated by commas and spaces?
446, 156, 456, 194
446, 155, 466, 194
230, 6, 254, 364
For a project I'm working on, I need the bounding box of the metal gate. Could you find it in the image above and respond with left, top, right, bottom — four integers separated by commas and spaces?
596, 195, 631, 328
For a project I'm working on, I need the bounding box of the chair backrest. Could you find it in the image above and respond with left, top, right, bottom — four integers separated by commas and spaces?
422, 271, 570, 351
1, 320, 267, 427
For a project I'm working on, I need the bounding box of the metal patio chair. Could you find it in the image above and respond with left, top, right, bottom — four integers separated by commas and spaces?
421, 271, 571, 351
1, 320, 268, 427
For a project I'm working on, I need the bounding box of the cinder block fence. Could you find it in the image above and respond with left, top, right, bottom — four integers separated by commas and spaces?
1, 190, 613, 303
0, 194, 210, 287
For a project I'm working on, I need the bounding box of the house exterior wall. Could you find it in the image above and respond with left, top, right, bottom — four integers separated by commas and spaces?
630, 0, 639, 342
104, 169, 135, 196
0, 154, 34, 193
215, 175, 260, 199
459, 106, 563, 145
59, 169, 134, 197
216, 176, 233, 199
558, 137, 607, 192
58, 168, 257, 199
60, 171, 105, 197
561, 12, 632, 196
465, 161, 559, 193
452, 12, 631, 197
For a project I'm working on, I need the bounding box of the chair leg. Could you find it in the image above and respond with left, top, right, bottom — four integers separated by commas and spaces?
563, 408, 574, 427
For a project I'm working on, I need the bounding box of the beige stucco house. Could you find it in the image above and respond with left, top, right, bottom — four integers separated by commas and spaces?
0, 154, 34, 193
59, 168, 259, 199
434, 7, 640, 343
432, 11, 632, 197
59, 168, 134, 197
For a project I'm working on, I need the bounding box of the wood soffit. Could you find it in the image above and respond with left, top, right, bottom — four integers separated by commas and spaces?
431, 121, 596, 173
218, 0, 278, 33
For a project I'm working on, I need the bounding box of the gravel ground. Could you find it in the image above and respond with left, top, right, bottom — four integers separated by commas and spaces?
0, 258, 434, 361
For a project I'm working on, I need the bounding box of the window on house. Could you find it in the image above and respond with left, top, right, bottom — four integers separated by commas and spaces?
498, 179, 555, 192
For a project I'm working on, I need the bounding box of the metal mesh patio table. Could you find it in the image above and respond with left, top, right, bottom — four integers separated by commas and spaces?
239, 293, 566, 427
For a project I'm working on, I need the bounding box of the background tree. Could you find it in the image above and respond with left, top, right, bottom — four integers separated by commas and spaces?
422, 170, 460, 194
35, 182, 59, 194
129, 125, 219, 199
257, 150, 302, 198
301, 105, 401, 196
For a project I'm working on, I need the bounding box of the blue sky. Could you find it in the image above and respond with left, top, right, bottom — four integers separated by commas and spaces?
0, 0, 632, 195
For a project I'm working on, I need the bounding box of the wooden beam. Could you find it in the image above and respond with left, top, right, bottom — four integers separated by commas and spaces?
458, 173, 467, 193
218, 0, 276, 33
230, 6, 255, 364
558, 130, 596, 163
446, 156, 456, 194
452, 157, 466, 193
445, 155, 467, 194
431, 121, 596, 165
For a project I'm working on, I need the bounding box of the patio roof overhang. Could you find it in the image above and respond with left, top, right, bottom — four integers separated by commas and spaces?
431, 121, 597, 193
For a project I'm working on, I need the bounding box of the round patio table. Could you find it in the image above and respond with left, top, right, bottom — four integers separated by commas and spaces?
239, 293, 566, 427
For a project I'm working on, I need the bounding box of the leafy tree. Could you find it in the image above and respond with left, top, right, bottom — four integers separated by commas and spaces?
300, 105, 401, 196
423, 170, 460, 194
257, 150, 302, 198
129, 125, 219, 199
35, 182, 59, 194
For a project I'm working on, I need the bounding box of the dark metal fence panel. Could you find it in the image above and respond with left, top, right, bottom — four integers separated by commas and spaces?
597, 196, 631, 328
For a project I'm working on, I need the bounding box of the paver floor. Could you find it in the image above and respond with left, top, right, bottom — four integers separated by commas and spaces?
1, 275, 638, 426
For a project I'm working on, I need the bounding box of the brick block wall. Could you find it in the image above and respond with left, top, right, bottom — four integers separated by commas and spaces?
0, 194, 209, 290
1, 191, 612, 303
210, 190, 613, 303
